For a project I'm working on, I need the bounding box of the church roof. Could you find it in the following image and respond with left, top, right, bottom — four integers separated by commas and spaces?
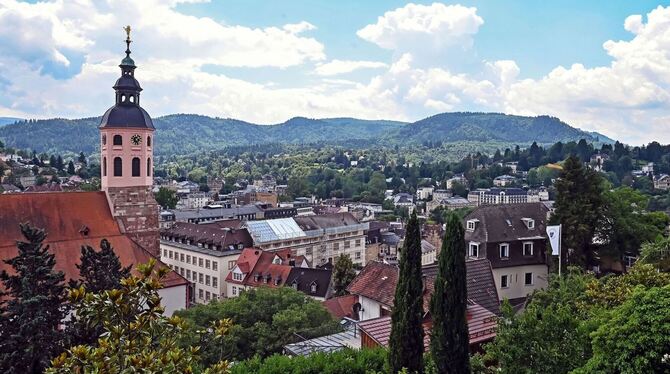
99, 102, 154, 129
0, 191, 186, 289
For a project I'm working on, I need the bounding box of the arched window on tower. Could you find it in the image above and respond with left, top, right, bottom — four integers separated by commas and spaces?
113, 135, 122, 146
132, 157, 140, 177
147, 136, 151, 147
147, 157, 151, 177
113, 157, 123, 177
103, 157, 107, 177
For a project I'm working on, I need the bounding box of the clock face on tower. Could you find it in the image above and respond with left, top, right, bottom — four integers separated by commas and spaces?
131, 134, 142, 146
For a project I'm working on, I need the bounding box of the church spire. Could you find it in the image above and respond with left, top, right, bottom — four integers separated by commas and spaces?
121, 25, 135, 68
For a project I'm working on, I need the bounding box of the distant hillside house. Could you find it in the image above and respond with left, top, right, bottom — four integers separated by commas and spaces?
493, 175, 517, 187
464, 203, 550, 306
468, 188, 540, 206
655, 174, 670, 191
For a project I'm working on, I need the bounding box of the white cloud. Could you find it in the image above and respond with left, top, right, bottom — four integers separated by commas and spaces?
283, 21, 317, 34
314, 59, 388, 76
357, 3, 483, 52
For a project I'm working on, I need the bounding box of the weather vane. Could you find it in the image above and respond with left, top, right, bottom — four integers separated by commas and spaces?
124, 25, 131, 40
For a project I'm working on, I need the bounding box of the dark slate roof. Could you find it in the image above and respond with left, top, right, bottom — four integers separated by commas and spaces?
348, 259, 500, 315
464, 203, 549, 244
286, 267, 333, 298
100, 105, 154, 129
423, 258, 500, 315
160, 222, 253, 249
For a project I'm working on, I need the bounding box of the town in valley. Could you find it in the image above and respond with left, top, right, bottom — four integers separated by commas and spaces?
1, 1, 669, 373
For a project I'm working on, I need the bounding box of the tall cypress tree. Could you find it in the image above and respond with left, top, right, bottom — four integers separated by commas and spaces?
430, 213, 470, 374
389, 211, 424, 373
66, 239, 131, 346
0, 224, 66, 374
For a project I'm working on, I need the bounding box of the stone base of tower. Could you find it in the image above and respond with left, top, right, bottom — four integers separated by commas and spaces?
106, 186, 160, 257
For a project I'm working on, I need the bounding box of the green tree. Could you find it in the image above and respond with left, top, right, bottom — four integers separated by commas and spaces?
486, 271, 594, 374
575, 285, 670, 374
640, 236, 670, 271
176, 287, 340, 363
48, 259, 231, 374
430, 213, 470, 374
0, 224, 67, 374
65, 239, 132, 346
598, 187, 669, 263
67, 160, 75, 174
552, 155, 604, 268
332, 253, 357, 296
155, 186, 179, 209
78, 151, 87, 165
389, 211, 424, 373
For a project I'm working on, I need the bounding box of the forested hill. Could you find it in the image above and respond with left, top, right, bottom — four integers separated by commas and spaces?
0, 112, 612, 156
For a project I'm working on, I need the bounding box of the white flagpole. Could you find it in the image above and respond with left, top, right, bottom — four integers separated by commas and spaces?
558, 224, 562, 277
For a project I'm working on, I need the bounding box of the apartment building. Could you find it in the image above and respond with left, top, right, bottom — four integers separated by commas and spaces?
245, 213, 369, 267
159, 221, 253, 303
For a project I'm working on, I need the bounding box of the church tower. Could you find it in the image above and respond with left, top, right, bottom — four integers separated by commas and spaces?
100, 27, 159, 256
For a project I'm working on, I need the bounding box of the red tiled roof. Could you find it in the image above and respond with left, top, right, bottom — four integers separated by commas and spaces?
225, 247, 292, 288
346, 261, 398, 307
358, 302, 497, 350
0, 192, 187, 291
322, 294, 358, 319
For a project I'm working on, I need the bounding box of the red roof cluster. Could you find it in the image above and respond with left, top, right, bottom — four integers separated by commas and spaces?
322, 294, 358, 319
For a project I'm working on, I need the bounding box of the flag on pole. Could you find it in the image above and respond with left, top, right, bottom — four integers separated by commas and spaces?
546, 225, 561, 256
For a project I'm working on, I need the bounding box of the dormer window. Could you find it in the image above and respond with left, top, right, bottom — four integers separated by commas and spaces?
499, 243, 509, 258
233, 272, 243, 281
466, 219, 479, 231
310, 282, 317, 293
291, 281, 298, 290
522, 218, 535, 229
468, 242, 479, 258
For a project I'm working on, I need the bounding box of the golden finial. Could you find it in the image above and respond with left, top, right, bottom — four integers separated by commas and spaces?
124, 25, 132, 40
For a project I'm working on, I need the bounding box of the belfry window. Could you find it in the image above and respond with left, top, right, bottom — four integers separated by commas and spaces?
113, 157, 123, 177
147, 136, 151, 147
147, 157, 151, 177
132, 157, 140, 177
113, 135, 122, 146
103, 157, 107, 177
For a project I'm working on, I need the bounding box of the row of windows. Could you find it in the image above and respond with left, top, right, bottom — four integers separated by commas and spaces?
163, 249, 219, 271
102, 157, 151, 177
168, 264, 220, 288
104, 134, 152, 147
500, 272, 534, 288
198, 289, 218, 302
469, 242, 535, 258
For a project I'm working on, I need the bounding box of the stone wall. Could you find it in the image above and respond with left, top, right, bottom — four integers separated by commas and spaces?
107, 186, 160, 256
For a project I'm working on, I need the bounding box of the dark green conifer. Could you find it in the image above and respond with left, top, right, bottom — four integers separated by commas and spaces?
389, 211, 424, 373
430, 213, 470, 374
66, 239, 131, 346
0, 224, 66, 374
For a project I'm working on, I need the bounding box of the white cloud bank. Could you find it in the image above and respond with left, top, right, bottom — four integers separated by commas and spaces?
1, 1, 670, 144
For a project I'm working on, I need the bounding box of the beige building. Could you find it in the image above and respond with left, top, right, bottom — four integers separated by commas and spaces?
245, 213, 369, 267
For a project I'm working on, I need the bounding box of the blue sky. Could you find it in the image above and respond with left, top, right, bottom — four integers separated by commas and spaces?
1, 1, 669, 144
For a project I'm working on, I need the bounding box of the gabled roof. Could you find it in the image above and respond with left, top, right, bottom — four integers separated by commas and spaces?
348, 259, 500, 315
464, 203, 549, 244
423, 258, 500, 315
358, 301, 497, 350
0, 192, 187, 289
225, 247, 292, 288
322, 294, 358, 320
286, 267, 333, 298
346, 261, 398, 307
